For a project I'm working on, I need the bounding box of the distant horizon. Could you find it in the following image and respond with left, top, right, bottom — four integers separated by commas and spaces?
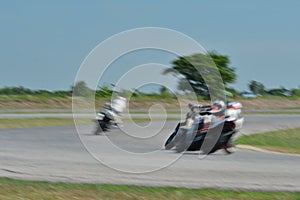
0, 81, 299, 94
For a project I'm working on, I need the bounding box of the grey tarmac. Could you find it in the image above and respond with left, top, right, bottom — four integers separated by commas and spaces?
0, 115, 300, 191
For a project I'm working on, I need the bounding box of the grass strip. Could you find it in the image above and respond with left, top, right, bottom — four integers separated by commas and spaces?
0, 177, 299, 200
0, 118, 91, 129
237, 128, 300, 154
0, 118, 180, 129
244, 111, 300, 115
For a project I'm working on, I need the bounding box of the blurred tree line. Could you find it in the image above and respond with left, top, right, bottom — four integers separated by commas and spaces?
247, 80, 300, 97
1, 81, 299, 99
0, 86, 72, 97
1, 52, 299, 99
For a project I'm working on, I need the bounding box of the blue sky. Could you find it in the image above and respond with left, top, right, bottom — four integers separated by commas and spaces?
1, 0, 300, 92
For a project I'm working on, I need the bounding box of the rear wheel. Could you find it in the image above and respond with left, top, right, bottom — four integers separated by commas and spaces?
224, 137, 236, 154
224, 145, 236, 154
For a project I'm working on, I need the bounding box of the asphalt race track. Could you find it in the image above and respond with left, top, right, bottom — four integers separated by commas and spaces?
0, 115, 300, 191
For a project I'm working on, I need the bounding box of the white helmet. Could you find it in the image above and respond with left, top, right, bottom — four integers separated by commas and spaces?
212, 100, 225, 110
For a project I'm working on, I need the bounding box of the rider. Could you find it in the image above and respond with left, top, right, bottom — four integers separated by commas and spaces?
211, 99, 226, 118
212, 99, 225, 111
110, 96, 127, 125
111, 96, 127, 114
181, 100, 225, 130
180, 103, 201, 129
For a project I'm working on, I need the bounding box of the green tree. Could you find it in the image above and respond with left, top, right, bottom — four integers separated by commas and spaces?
163, 52, 236, 97
160, 86, 173, 98
72, 81, 92, 97
96, 86, 113, 97
248, 80, 265, 95
0, 86, 34, 95
177, 78, 193, 94
291, 88, 300, 97
267, 87, 291, 97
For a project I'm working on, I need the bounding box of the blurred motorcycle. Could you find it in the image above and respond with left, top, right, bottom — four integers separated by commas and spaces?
94, 96, 126, 135
165, 101, 244, 154
94, 103, 118, 134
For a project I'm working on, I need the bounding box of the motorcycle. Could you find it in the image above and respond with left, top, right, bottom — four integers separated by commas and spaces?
165, 102, 244, 154
94, 96, 126, 135
94, 103, 119, 135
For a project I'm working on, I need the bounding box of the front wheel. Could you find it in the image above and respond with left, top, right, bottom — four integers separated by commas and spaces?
165, 132, 178, 150
94, 124, 102, 135
94, 120, 108, 135
165, 123, 181, 150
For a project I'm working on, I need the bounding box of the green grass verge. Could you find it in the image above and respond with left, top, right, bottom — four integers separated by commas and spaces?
0, 118, 180, 129
237, 128, 300, 154
0, 118, 92, 129
0, 178, 299, 200
244, 111, 300, 115
125, 117, 180, 124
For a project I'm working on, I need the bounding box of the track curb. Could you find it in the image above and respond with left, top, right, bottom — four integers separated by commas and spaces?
237, 144, 300, 156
